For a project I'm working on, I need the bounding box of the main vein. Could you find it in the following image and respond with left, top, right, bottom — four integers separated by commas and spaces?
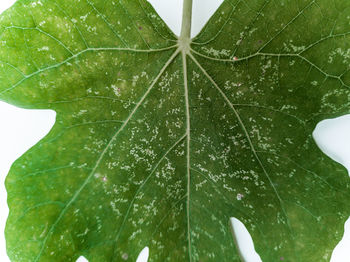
179, 0, 193, 260
182, 50, 192, 261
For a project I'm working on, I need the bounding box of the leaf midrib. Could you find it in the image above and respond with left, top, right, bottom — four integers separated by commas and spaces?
182, 49, 193, 261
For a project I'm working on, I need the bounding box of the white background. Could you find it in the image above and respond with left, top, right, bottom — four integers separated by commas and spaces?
1, 0, 350, 261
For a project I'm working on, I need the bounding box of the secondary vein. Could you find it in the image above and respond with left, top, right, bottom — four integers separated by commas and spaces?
33, 47, 181, 261
188, 52, 294, 239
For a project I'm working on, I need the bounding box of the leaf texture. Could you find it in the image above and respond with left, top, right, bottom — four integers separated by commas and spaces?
1, 0, 350, 261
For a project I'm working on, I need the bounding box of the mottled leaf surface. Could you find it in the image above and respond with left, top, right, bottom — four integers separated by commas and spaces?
1, 0, 350, 261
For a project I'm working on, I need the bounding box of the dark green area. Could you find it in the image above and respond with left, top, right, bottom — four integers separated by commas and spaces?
1, 0, 350, 261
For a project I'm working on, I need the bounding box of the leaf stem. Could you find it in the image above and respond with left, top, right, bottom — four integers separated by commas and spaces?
180, 0, 193, 40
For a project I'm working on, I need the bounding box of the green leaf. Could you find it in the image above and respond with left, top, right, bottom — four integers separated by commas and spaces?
1, 0, 350, 261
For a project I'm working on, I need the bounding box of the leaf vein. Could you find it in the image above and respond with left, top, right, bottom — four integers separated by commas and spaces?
33, 48, 180, 261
